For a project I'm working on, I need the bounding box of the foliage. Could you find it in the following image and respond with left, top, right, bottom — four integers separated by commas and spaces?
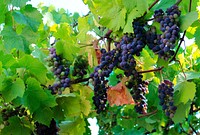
0, 0, 200, 134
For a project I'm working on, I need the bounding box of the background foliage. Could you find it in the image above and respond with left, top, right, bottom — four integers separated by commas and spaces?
0, 0, 200, 134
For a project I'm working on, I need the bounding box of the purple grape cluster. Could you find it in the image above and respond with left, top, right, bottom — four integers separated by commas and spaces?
126, 73, 149, 114
91, 22, 148, 114
35, 119, 58, 135
72, 55, 88, 78
147, 5, 181, 60
91, 49, 117, 113
48, 47, 71, 94
158, 80, 177, 118
1, 106, 27, 123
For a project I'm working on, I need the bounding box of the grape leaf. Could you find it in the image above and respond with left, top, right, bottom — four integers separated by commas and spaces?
13, 55, 48, 84
86, 0, 147, 33
0, 51, 16, 68
20, 26, 39, 44
157, 57, 169, 67
1, 26, 24, 52
0, 1, 7, 24
146, 77, 160, 107
1, 78, 25, 102
138, 49, 155, 80
10, 0, 29, 7
174, 81, 196, 104
33, 107, 54, 126
123, 0, 148, 33
54, 24, 80, 61
1, 116, 32, 135
59, 117, 86, 135
23, 78, 57, 113
194, 27, 200, 49
55, 94, 81, 117
154, 0, 176, 11
172, 102, 191, 124
174, 71, 200, 85
12, 5, 43, 32
109, 68, 124, 86
107, 78, 135, 107
77, 15, 94, 42
0, 62, 2, 75
180, 11, 198, 32
80, 97, 92, 116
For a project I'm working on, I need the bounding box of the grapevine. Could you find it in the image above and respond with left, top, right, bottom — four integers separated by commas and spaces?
0, 0, 199, 134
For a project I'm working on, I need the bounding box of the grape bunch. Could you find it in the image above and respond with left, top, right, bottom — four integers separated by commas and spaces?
35, 119, 58, 135
147, 5, 181, 60
1, 106, 27, 124
91, 49, 117, 113
126, 72, 149, 114
91, 21, 149, 114
158, 80, 177, 118
72, 55, 88, 78
47, 47, 71, 94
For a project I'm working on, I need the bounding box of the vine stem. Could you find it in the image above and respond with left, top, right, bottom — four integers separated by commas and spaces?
148, 0, 160, 10
169, 30, 186, 62
138, 66, 164, 74
70, 77, 91, 84
138, 109, 158, 118
175, 0, 182, 5
121, 109, 158, 119
189, 123, 198, 135
176, 60, 187, 79
186, 118, 198, 135
143, 0, 160, 16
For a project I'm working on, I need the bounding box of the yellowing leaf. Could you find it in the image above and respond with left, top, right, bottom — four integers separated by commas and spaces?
50, 24, 58, 32
107, 77, 135, 106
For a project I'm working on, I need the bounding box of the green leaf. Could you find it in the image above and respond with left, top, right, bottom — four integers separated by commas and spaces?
12, 5, 42, 32
139, 49, 155, 80
174, 71, 200, 85
0, 1, 8, 24
154, 0, 176, 11
20, 26, 39, 44
157, 57, 169, 67
180, 11, 198, 32
1, 116, 32, 135
0, 51, 16, 68
59, 117, 86, 135
55, 40, 79, 62
56, 94, 81, 117
1, 78, 25, 102
10, 0, 29, 7
23, 78, 57, 113
1, 26, 24, 52
108, 68, 124, 86
123, 0, 148, 33
86, 0, 147, 33
77, 15, 94, 42
100, 7, 126, 32
0, 62, 2, 75
174, 81, 196, 104
13, 55, 47, 84
194, 27, 200, 49
33, 107, 54, 126
172, 102, 191, 124
145, 117, 156, 124
146, 77, 160, 107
